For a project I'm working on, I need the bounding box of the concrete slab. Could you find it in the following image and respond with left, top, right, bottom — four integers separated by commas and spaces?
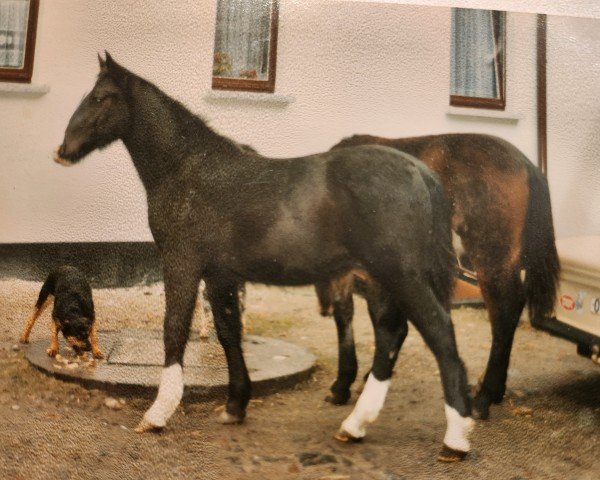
24, 329, 316, 399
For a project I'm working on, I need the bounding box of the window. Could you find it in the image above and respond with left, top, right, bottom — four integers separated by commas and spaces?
212, 0, 279, 93
0, 0, 39, 83
450, 8, 506, 109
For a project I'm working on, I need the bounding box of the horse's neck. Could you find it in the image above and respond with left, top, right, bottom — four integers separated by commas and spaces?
122, 83, 229, 190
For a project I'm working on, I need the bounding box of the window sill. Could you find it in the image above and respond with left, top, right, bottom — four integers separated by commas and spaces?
204, 90, 295, 106
0, 83, 50, 96
446, 106, 521, 123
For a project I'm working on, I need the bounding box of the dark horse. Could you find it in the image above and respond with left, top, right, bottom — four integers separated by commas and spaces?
317, 133, 560, 420
55, 54, 473, 459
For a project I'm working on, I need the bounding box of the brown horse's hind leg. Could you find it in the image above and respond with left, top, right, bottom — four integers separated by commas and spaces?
320, 273, 357, 405
473, 266, 526, 419
458, 167, 529, 420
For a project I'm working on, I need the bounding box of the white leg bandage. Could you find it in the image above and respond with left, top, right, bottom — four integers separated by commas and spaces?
443, 404, 474, 452
340, 373, 390, 438
143, 364, 184, 427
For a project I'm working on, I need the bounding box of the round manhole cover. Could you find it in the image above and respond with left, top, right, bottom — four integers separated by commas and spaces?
24, 329, 316, 399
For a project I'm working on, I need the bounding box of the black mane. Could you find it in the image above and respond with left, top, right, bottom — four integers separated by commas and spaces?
115, 64, 243, 159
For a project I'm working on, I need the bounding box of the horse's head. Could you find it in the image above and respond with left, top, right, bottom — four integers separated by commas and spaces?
55, 52, 131, 165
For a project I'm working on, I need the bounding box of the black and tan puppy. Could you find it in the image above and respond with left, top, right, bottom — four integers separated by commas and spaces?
19, 266, 103, 359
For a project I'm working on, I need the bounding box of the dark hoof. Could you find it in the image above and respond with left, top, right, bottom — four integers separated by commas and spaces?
325, 390, 351, 405
334, 429, 363, 443
438, 444, 468, 463
472, 396, 491, 420
472, 388, 503, 420
217, 410, 245, 425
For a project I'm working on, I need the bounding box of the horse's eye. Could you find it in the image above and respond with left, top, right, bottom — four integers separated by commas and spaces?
94, 96, 103, 103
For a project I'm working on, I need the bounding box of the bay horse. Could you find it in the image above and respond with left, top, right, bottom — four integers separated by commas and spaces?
55, 53, 474, 460
318, 133, 560, 420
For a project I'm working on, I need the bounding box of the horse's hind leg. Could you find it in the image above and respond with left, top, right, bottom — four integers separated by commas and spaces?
327, 294, 357, 404
336, 286, 407, 441
403, 282, 474, 460
472, 267, 525, 419
205, 277, 251, 424
136, 255, 202, 432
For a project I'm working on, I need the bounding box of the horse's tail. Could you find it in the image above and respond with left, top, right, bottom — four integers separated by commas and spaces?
522, 163, 560, 324
423, 170, 455, 310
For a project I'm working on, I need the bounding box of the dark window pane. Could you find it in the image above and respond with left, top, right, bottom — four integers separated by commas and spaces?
450, 8, 506, 109
0, 0, 30, 69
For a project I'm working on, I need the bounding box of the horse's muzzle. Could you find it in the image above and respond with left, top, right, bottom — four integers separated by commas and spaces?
54, 144, 74, 166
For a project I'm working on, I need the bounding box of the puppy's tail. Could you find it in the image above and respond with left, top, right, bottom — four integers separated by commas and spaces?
35, 272, 57, 308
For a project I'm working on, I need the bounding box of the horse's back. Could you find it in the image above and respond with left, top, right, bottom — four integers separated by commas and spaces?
334, 133, 531, 173
325, 144, 433, 213
324, 144, 451, 279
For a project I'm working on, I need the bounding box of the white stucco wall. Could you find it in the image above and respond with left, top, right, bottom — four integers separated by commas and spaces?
546, 15, 600, 238
0, 0, 589, 243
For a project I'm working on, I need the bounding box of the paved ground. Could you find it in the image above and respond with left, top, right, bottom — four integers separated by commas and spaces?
0, 279, 599, 480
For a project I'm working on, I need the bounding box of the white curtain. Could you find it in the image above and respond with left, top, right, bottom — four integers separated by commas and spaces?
450, 8, 501, 98
0, 0, 30, 68
213, 0, 272, 79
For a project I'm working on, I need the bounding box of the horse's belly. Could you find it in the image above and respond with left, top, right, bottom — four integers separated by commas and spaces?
230, 249, 355, 286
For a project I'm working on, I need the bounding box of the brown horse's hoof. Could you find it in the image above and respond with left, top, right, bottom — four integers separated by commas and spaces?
134, 419, 164, 433
472, 407, 489, 421
334, 429, 363, 443
217, 410, 244, 425
472, 392, 492, 420
437, 444, 468, 463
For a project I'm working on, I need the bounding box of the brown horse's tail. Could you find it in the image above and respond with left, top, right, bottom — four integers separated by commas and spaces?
522, 163, 560, 324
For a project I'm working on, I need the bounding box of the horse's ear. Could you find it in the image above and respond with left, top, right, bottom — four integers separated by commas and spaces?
98, 52, 107, 72
104, 50, 114, 66
103, 51, 129, 89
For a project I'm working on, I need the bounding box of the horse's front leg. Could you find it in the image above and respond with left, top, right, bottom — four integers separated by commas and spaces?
205, 278, 251, 424
136, 255, 202, 432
